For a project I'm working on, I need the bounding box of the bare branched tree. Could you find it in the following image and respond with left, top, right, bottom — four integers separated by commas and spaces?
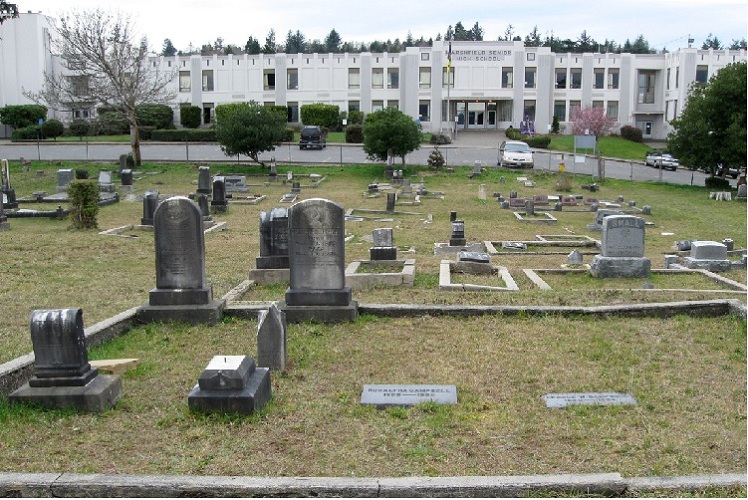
25, 9, 176, 166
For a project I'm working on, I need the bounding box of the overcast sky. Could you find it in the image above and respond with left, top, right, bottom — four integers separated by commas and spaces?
18, 0, 748, 53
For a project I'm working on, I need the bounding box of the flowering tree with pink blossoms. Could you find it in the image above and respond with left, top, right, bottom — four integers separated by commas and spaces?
570, 106, 616, 138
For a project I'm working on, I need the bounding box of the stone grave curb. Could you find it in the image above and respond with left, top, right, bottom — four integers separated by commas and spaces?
0, 472, 744, 497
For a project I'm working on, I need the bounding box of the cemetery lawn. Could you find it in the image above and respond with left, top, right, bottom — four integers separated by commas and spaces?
0, 160, 745, 479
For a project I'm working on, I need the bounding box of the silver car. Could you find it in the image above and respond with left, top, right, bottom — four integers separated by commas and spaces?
498, 140, 534, 169
645, 151, 679, 171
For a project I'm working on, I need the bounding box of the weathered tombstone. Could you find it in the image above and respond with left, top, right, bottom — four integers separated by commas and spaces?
449, 220, 466, 247
478, 184, 487, 200
9, 309, 122, 412
370, 227, 397, 260
502, 241, 527, 251
1, 159, 17, 209
385, 192, 396, 213
722, 238, 734, 251
737, 184, 747, 200
196, 166, 211, 195
367, 183, 379, 194
586, 208, 624, 231
590, 215, 651, 278
509, 190, 517, 198
187, 355, 271, 415
287, 171, 293, 182
684, 240, 732, 271
97, 170, 115, 193
140, 190, 160, 226
291, 181, 301, 194
501, 200, 510, 209
400, 181, 413, 198
458, 251, 490, 263
281, 198, 358, 323
221, 175, 248, 193
120, 169, 133, 187
533, 194, 549, 205
197, 194, 212, 221
543, 392, 637, 408
641, 205, 652, 215
499, 176, 506, 184
566, 249, 584, 265
269, 162, 278, 179
524, 199, 535, 216
675, 240, 692, 251
250, 208, 291, 284
56, 168, 75, 193
210, 178, 228, 212
554, 202, 563, 211
138, 196, 225, 324
0, 198, 9, 231
257, 303, 287, 372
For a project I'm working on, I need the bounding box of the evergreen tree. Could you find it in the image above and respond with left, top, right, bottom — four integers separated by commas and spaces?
324, 28, 342, 53
244, 35, 261, 54
161, 38, 177, 57
262, 29, 277, 54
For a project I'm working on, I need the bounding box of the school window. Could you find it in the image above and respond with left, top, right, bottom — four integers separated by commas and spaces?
442, 67, 455, 87
68, 75, 89, 95
594, 68, 605, 89
496, 101, 512, 122
372, 68, 383, 89
637, 70, 656, 104
419, 67, 431, 89
348, 68, 360, 89
553, 100, 566, 122
555, 69, 566, 89
418, 100, 430, 121
387, 68, 399, 89
202, 70, 214, 91
348, 101, 360, 112
287, 102, 299, 122
592, 100, 604, 109
372, 100, 384, 112
695, 65, 708, 84
287, 69, 298, 90
387, 100, 399, 109
570, 68, 582, 89
606, 101, 619, 120
523, 100, 536, 120
501, 67, 513, 88
179, 71, 191, 92
524, 68, 536, 89
569, 100, 581, 117
607, 68, 619, 89
263, 70, 275, 90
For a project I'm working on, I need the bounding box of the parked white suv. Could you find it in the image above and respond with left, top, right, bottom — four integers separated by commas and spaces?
498, 140, 534, 169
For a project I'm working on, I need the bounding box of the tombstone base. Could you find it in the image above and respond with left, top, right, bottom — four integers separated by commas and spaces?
370, 247, 398, 260
683, 257, 733, 272
589, 256, 651, 278
140, 218, 153, 226
0, 219, 9, 231
148, 287, 214, 306
188, 367, 271, 415
279, 300, 359, 323
256, 255, 290, 269
9, 374, 122, 412
210, 202, 229, 213
284, 287, 353, 307
449, 238, 467, 247
138, 299, 226, 325
248, 268, 290, 285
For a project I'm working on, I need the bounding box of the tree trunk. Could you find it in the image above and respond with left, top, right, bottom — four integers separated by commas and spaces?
129, 121, 142, 167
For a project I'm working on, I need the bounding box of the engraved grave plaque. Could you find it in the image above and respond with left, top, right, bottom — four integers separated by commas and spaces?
154, 196, 206, 290
601, 215, 645, 258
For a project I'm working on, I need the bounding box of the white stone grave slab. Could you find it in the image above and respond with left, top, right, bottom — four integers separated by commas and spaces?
543, 392, 637, 408
361, 384, 457, 407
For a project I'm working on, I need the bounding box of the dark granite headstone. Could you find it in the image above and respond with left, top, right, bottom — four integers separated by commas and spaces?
1, 159, 17, 209
210, 178, 228, 212
257, 208, 290, 269
118, 154, 128, 172
140, 190, 159, 226
450, 211, 457, 222
449, 220, 466, 247
188, 355, 271, 415
458, 251, 490, 263
9, 309, 122, 412
197, 194, 212, 221
386, 192, 396, 213
120, 169, 133, 186
291, 181, 301, 194
138, 196, 225, 324
282, 198, 357, 322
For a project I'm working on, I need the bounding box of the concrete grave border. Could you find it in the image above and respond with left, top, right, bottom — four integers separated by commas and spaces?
345, 259, 416, 289
439, 259, 519, 291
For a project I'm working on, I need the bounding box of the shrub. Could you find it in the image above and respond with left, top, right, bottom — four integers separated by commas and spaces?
526, 135, 551, 148
0, 104, 47, 129
348, 110, 364, 125
429, 133, 451, 145
10, 125, 40, 141
139, 126, 155, 141
704, 176, 731, 189
345, 124, 363, 143
69, 119, 90, 139
74, 169, 89, 180
40, 118, 64, 140
135, 103, 174, 129
300, 103, 340, 129
551, 115, 560, 134
180, 105, 202, 129
506, 127, 522, 140
282, 128, 294, 142
556, 173, 573, 191
68, 180, 99, 229
427, 146, 445, 169
150, 128, 217, 142
94, 111, 129, 135
620, 125, 643, 142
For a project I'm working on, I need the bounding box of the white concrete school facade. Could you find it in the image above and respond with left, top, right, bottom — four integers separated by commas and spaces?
2, 12, 746, 140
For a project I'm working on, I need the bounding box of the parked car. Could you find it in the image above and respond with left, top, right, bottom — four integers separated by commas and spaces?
716, 164, 740, 179
644, 151, 679, 171
498, 140, 534, 169
299, 126, 326, 150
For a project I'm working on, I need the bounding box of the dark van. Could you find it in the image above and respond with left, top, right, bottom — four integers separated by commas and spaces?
299, 126, 326, 150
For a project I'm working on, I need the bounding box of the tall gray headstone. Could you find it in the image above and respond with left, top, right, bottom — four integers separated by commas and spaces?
210, 178, 228, 212
140, 190, 159, 226
282, 198, 357, 322
590, 215, 651, 278
138, 196, 225, 324
197, 166, 211, 195
257, 303, 287, 372
9, 309, 122, 412
56, 169, 75, 193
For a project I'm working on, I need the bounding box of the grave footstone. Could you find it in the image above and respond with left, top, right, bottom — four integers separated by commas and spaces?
197, 166, 211, 195
590, 215, 651, 278
140, 190, 159, 226
458, 251, 490, 263
210, 178, 228, 212
722, 238, 734, 251
281, 198, 358, 323
187, 355, 271, 415
138, 196, 225, 324
566, 249, 583, 265
478, 184, 486, 200
370, 227, 397, 260
9, 309, 122, 412
543, 392, 637, 408
257, 303, 287, 372
361, 384, 457, 408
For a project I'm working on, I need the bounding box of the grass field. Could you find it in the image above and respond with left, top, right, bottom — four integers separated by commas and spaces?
0, 158, 744, 483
